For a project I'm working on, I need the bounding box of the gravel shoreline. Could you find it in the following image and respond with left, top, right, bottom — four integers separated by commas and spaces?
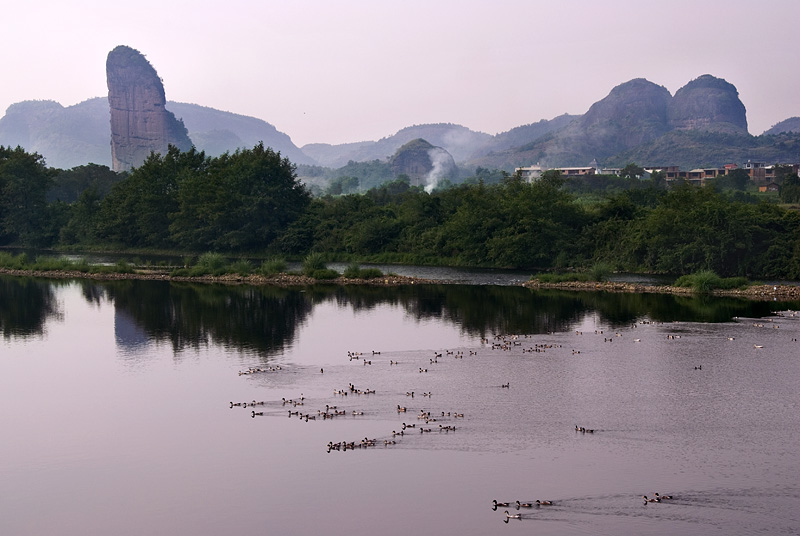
0, 268, 439, 287
3, 267, 799, 301
523, 279, 800, 301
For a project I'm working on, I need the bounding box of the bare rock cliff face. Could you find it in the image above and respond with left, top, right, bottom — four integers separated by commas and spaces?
107, 45, 192, 171
667, 74, 748, 133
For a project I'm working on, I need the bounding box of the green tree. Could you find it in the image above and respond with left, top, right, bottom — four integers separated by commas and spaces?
0, 145, 56, 246
59, 188, 103, 245
715, 168, 750, 191
650, 170, 666, 189
98, 146, 207, 247
779, 174, 800, 203
325, 176, 360, 196
48, 163, 123, 203
170, 143, 310, 251
619, 163, 645, 180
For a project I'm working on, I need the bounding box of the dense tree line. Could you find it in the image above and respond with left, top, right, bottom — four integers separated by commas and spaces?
2, 144, 800, 279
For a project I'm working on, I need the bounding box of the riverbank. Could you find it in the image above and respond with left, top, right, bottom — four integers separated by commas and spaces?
0, 268, 440, 287
523, 279, 800, 301
3, 267, 800, 301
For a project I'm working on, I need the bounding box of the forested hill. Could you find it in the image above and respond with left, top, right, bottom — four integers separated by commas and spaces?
3, 143, 800, 280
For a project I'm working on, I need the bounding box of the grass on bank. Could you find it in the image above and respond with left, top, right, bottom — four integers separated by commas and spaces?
0, 252, 134, 274
1, 251, 394, 281
530, 262, 614, 283
673, 270, 751, 293
342, 262, 384, 280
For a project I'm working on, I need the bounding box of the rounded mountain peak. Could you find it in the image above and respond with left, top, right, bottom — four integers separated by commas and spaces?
389, 138, 456, 188
581, 78, 671, 127
667, 74, 748, 133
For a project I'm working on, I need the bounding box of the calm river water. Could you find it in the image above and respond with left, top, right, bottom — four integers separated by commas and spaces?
1, 276, 799, 535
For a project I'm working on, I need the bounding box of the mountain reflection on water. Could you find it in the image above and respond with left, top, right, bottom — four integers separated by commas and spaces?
2, 275, 797, 356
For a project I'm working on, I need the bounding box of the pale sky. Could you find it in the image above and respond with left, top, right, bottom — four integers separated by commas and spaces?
2, 0, 798, 147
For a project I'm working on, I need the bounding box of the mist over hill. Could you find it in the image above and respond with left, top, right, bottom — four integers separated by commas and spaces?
302, 123, 493, 168
1, 73, 798, 174
0, 99, 111, 169
0, 98, 314, 169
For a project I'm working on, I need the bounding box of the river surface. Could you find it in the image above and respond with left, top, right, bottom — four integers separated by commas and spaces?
1, 276, 799, 535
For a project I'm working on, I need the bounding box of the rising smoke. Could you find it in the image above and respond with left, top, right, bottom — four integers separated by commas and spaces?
424, 148, 452, 193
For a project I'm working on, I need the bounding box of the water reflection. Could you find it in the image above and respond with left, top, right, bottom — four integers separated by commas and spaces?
103, 280, 313, 357
1, 276, 798, 355
2, 275, 799, 536
0, 276, 62, 339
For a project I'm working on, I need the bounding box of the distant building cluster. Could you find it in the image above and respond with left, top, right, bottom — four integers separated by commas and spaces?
516, 160, 799, 191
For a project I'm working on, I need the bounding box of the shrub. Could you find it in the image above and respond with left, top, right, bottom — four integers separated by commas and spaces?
343, 263, 384, 279
358, 267, 384, 279
588, 261, 613, 282
532, 272, 591, 283
260, 257, 287, 276
343, 263, 361, 279
673, 270, 749, 292
73, 259, 91, 273
114, 259, 133, 273
718, 276, 750, 290
0, 252, 28, 269
302, 252, 326, 276
308, 268, 340, 280
229, 259, 253, 276
192, 252, 228, 275
32, 256, 73, 271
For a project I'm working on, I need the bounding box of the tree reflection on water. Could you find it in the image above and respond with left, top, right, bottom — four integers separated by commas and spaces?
1, 276, 797, 356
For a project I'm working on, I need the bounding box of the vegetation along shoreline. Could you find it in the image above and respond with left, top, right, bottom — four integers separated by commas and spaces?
2, 266, 799, 302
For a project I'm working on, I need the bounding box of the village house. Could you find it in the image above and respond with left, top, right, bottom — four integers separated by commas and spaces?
516, 161, 798, 186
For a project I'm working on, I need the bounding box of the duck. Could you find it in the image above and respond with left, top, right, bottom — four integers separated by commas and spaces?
251, 411, 263, 417
642, 495, 660, 503
536, 500, 553, 506
504, 510, 521, 519
516, 500, 533, 508
493, 499, 510, 507
654, 492, 673, 500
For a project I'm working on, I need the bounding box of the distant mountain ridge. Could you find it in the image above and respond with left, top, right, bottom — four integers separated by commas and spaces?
302, 123, 493, 168
0, 97, 315, 169
468, 74, 798, 170
1, 73, 798, 172
0, 99, 112, 169
764, 117, 800, 135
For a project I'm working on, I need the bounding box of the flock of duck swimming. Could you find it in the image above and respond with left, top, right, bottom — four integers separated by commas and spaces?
493, 492, 677, 522
229, 313, 796, 524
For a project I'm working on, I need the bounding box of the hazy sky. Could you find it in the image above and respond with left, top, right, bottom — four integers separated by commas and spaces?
2, 0, 798, 147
